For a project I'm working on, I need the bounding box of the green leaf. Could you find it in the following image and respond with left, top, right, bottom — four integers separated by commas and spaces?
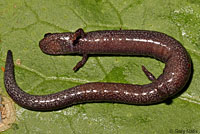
0, 0, 200, 134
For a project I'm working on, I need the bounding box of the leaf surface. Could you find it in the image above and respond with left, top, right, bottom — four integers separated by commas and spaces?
0, 0, 200, 133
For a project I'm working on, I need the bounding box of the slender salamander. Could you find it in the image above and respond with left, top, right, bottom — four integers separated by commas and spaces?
4, 29, 191, 111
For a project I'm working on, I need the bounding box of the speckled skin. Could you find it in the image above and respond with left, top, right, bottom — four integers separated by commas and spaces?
4, 29, 191, 111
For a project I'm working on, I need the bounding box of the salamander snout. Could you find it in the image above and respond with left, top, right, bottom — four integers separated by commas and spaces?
39, 33, 75, 55
39, 34, 65, 55
44, 33, 52, 37
39, 39, 62, 55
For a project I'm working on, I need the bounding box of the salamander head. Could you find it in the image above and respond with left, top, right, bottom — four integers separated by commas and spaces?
39, 33, 75, 55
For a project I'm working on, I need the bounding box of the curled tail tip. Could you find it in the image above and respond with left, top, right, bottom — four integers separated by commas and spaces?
7, 50, 12, 54
7, 50, 13, 59
5, 50, 14, 69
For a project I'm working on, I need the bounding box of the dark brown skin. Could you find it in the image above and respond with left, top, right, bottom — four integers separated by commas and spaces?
4, 29, 191, 111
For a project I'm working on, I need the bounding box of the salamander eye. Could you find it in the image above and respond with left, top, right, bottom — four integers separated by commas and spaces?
44, 33, 52, 37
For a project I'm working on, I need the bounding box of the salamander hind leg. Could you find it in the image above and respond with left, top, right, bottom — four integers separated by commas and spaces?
141, 65, 156, 81
73, 54, 88, 72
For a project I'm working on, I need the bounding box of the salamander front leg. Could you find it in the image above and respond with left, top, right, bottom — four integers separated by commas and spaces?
72, 28, 85, 45
142, 65, 156, 81
73, 54, 88, 72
